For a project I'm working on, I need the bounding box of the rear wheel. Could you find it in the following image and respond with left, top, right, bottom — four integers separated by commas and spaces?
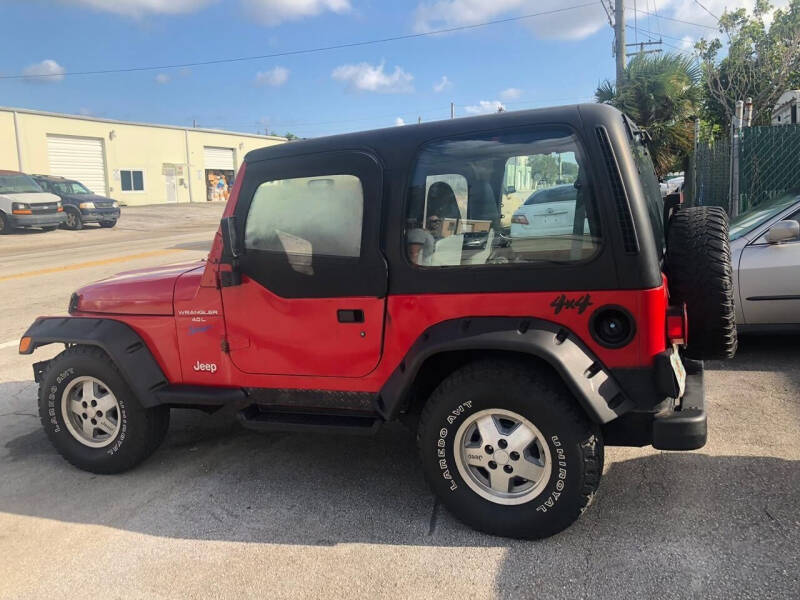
63, 208, 83, 230
666, 206, 737, 359
417, 360, 603, 539
38, 346, 170, 474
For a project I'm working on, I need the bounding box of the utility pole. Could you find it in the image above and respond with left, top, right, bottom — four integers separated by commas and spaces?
614, 1, 625, 88
450, 102, 455, 119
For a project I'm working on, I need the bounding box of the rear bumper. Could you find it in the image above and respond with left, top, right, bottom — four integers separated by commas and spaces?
80, 207, 120, 222
602, 358, 706, 450
9, 213, 66, 228
652, 359, 706, 450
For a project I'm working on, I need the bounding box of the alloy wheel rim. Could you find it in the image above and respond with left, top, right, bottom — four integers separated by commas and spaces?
61, 376, 121, 448
453, 408, 552, 505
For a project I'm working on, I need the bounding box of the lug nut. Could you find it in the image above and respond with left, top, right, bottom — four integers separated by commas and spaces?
82, 401, 88, 408
90, 418, 97, 425
510, 451, 520, 461
503, 465, 513, 474
82, 413, 88, 419
484, 445, 494, 454
498, 439, 508, 449
488, 461, 497, 470
96, 411, 102, 417
91, 400, 97, 407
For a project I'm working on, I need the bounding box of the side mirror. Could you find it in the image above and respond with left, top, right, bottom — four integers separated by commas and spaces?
764, 220, 800, 244
220, 216, 240, 259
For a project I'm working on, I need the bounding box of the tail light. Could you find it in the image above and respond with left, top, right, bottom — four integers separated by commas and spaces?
511, 214, 529, 225
667, 304, 688, 346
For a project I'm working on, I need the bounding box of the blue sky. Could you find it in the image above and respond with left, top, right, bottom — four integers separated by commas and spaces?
0, 0, 777, 138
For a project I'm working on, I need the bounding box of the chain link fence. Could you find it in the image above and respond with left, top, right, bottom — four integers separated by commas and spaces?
694, 137, 730, 210
739, 124, 800, 213
692, 124, 800, 215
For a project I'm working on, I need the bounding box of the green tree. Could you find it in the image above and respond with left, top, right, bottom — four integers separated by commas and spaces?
596, 53, 701, 176
696, 0, 800, 128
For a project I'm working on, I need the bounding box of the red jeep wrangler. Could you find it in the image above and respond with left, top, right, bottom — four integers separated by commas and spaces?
20, 104, 736, 539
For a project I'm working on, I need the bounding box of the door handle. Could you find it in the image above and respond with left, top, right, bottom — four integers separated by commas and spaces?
337, 309, 365, 323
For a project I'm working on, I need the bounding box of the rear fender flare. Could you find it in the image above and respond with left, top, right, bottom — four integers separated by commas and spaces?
377, 317, 633, 424
21, 317, 168, 408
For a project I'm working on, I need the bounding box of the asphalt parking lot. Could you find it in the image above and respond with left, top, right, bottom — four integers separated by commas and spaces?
0, 205, 798, 599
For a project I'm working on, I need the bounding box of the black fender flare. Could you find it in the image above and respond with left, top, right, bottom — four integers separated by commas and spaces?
377, 317, 634, 424
21, 317, 169, 408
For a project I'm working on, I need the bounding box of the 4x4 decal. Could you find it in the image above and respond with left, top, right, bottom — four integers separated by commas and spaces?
550, 293, 593, 315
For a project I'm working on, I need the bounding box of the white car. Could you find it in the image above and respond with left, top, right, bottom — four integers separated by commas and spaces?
0, 170, 65, 234
729, 192, 800, 332
510, 184, 581, 238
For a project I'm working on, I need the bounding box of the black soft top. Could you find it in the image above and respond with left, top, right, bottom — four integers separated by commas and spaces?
245, 103, 623, 165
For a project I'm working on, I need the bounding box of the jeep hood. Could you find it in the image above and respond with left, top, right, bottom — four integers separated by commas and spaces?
73, 261, 205, 315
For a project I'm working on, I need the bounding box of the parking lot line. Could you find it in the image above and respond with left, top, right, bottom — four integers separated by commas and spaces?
0, 340, 17, 350
0, 249, 183, 283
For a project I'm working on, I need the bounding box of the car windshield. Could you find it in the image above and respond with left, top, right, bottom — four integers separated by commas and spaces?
0, 174, 43, 194
523, 184, 575, 205
729, 192, 800, 240
52, 181, 92, 194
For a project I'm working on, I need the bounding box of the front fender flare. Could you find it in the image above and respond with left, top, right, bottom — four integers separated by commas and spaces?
377, 317, 634, 424
21, 317, 168, 408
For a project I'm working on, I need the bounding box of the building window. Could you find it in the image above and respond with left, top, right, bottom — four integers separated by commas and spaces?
120, 170, 144, 192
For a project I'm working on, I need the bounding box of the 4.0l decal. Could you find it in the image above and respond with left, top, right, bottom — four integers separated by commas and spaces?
550, 293, 593, 315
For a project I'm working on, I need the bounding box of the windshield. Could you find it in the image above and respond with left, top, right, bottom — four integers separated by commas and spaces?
729, 192, 800, 240
51, 181, 92, 195
0, 174, 43, 194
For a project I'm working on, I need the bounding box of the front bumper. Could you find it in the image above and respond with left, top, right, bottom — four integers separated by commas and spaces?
80, 207, 120, 223
9, 212, 66, 228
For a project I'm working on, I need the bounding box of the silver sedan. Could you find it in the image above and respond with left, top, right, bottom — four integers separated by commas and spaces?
729, 192, 800, 332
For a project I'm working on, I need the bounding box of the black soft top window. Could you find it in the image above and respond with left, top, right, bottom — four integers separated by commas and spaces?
625, 119, 665, 255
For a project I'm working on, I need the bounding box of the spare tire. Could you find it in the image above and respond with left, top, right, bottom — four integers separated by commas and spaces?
665, 206, 737, 360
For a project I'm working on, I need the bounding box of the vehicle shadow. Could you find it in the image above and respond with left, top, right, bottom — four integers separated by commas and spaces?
706, 333, 800, 377
1, 380, 797, 579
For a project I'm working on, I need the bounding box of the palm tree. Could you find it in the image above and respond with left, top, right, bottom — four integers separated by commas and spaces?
596, 53, 701, 177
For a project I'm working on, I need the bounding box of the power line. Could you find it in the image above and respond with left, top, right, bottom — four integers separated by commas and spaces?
625, 4, 717, 29
693, 0, 720, 22
1, 2, 597, 81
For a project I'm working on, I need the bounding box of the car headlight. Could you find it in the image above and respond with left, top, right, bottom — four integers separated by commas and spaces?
79, 201, 96, 209
111, 201, 119, 208
11, 202, 30, 210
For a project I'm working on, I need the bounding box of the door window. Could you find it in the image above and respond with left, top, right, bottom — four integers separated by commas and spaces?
405, 127, 600, 267
245, 174, 363, 266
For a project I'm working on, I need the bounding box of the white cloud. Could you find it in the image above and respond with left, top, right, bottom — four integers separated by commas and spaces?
433, 75, 452, 93
500, 87, 522, 101
60, 0, 212, 17
255, 66, 289, 86
22, 59, 65, 83
395, 117, 406, 126
332, 61, 414, 94
411, 0, 794, 42
243, 0, 351, 25
155, 73, 171, 84
465, 100, 506, 115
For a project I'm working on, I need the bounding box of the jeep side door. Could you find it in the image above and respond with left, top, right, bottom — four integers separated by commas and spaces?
220, 151, 387, 377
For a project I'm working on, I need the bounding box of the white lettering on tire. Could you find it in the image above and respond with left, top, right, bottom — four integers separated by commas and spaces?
536, 436, 567, 513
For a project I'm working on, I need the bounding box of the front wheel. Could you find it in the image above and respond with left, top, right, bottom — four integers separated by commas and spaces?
38, 346, 170, 474
63, 209, 83, 230
417, 360, 603, 539
0, 212, 12, 235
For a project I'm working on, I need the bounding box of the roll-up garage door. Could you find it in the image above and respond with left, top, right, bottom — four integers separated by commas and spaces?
47, 135, 107, 195
203, 146, 235, 171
